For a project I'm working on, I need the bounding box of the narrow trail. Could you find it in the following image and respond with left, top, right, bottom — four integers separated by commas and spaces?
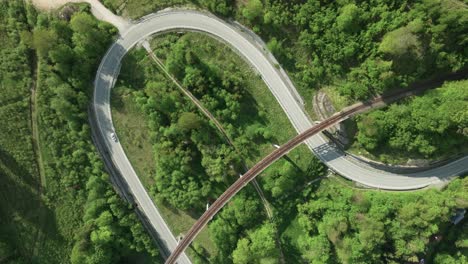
28, 53, 48, 260
143, 41, 286, 263
30, 60, 46, 189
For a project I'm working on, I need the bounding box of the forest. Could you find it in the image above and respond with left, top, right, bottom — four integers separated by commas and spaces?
112, 32, 326, 262
352, 80, 468, 163
0, 1, 158, 263
0, 0, 466, 263
112, 29, 467, 263
292, 177, 468, 264
102, 0, 468, 161
103, 0, 467, 98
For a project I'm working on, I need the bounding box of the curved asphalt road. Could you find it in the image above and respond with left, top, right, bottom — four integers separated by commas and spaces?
93, 9, 468, 262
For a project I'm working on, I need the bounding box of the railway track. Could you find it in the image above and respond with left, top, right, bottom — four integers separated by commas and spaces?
165, 98, 378, 263
165, 69, 468, 263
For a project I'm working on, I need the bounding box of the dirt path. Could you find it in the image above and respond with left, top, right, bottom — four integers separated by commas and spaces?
31, 0, 131, 32
27, 52, 49, 261
30, 60, 46, 189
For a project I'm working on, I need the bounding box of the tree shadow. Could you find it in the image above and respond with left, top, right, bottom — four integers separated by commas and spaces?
0, 148, 62, 260
281, 235, 306, 264
238, 89, 266, 126
282, 155, 302, 172
0, 148, 38, 187
117, 47, 147, 90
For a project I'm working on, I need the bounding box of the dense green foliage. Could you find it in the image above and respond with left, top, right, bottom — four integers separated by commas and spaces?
117, 33, 317, 211
232, 222, 278, 263
256, 0, 467, 100
124, 50, 240, 210
104, 0, 467, 101
0, 2, 160, 263
113, 32, 326, 262
2, 0, 464, 262
354, 80, 468, 161
102, 0, 234, 18
293, 177, 468, 264
0, 1, 58, 262
90, 1, 468, 262
432, 220, 468, 264
208, 193, 271, 263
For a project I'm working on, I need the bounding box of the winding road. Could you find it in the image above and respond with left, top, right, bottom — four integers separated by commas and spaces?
164, 78, 468, 263
90, 8, 468, 263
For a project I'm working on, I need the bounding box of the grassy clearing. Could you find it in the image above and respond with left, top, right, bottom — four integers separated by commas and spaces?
111, 86, 217, 259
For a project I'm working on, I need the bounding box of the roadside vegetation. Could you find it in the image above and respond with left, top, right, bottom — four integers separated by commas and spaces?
112, 32, 325, 262
0, 1, 61, 262
1, 1, 159, 263
108, 1, 468, 262
102, 0, 232, 18
348, 80, 468, 164
2, 0, 466, 263
104, 0, 466, 98
286, 176, 468, 264
103, 0, 468, 163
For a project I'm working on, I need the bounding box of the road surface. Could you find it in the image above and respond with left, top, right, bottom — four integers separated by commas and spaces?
90, 8, 468, 263
164, 87, 468, 263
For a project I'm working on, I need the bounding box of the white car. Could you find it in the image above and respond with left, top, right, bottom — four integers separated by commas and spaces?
110, 132, 118, 142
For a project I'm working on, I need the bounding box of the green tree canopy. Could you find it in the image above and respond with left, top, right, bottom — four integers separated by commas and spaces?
379, 26, 421, 57
336, 4, 362, 33
242, 0, 263, 22
32, 28, 57, 56
177, 112, 202, 131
